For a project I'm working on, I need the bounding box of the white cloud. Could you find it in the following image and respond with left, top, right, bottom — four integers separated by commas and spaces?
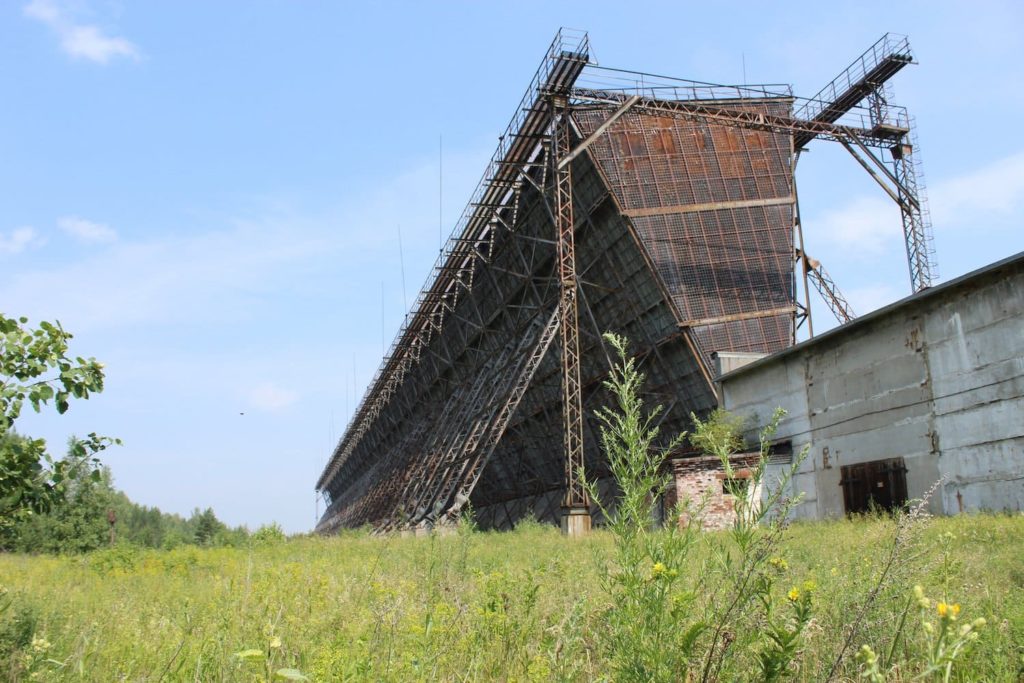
0, 142, 489, 336
0, 226, 43, 254
812, 194, 901, 253
0, 220, 328, 332
247, 382, 299, 412
929, 150, 1024, 226
58, 215, 117, 243
807, 150, 1024, 254
24, 0, 139, 64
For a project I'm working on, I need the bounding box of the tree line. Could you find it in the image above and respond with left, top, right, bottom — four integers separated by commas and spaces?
1, 433, 258, 553
1, 313, 283, 554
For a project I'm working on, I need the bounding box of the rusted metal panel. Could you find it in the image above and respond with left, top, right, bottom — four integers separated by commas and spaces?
575, 103, 795, 367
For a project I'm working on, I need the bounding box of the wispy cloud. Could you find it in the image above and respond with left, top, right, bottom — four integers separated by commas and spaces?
811, 195, 900, 253
247, 382, 299, 412
0, 143, 488, 336
24, 0, 139, 64
0, 220, 328, 332
0, 226, 44, 254
808, 150, 1024, 255
58, 215, 118, 243
929, 150, 1024, 225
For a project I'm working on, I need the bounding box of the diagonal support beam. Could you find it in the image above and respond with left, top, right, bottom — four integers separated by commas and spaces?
558, 95, 640, 170
840, 134, 919, 210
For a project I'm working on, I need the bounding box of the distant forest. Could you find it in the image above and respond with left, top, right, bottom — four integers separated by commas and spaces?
1, 433, 280, 553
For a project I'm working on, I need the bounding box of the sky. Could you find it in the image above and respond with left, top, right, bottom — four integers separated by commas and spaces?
2, 1, 1022, 533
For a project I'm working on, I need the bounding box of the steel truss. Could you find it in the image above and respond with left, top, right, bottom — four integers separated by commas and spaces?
315, 30, 937, 535
551, 93, 589, 516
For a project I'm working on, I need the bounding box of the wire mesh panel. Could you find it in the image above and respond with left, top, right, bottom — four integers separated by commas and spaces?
575, 101, 795, 363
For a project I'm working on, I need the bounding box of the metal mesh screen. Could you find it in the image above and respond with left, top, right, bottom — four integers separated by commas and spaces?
575, 100, 795, 360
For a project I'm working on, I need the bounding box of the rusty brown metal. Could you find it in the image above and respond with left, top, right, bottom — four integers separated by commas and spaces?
552, 93, 590, 523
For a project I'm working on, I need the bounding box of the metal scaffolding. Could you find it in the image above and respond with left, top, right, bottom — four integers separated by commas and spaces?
315, 30, 935, 534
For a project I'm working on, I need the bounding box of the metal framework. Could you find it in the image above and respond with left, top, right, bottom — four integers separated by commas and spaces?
552, 93, 589, 517
314, 30, 936, 534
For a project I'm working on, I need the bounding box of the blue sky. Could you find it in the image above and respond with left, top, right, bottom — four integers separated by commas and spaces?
3, 1, 1022, 532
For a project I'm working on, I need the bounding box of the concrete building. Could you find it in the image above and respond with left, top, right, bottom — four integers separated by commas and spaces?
717, 252, 1024, 519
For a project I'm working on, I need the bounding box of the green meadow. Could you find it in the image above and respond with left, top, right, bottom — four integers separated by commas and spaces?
1, 513, 1021, 682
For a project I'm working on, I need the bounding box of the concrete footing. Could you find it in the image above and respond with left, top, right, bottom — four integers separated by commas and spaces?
433, 523, 456, 537
560, 507, 592, 537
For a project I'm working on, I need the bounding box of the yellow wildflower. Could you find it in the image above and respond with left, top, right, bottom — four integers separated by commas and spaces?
787, 587, 800, 602
651, 562, 667, 578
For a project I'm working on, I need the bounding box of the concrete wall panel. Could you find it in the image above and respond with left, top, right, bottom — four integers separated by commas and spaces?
720, 253, 1024, 520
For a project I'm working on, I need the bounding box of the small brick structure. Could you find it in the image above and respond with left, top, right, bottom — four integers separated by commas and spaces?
666, 453, 762, 530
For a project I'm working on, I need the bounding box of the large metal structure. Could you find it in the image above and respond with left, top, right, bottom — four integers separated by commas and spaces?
315, 30, 935, 534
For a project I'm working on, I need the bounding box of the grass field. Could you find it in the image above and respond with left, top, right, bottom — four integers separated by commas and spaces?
1, 513, 1021, 682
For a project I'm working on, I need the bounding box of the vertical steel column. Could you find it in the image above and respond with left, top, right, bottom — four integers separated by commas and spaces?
551, 94, 590, 536
792, 147, 813, 339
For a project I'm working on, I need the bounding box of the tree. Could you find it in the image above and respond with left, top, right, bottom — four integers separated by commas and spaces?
0, 313, 118, 536
191, 507, 225, 546
10, 438, 117, 553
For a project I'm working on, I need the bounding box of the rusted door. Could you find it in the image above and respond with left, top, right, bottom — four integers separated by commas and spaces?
840, 457, 909, 514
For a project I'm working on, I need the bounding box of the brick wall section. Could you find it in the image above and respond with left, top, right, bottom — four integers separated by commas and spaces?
669, 453, 762, 530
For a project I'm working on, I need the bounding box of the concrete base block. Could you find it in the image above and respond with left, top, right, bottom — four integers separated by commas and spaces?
560, 507, 592, 537
433, 523, 456, 537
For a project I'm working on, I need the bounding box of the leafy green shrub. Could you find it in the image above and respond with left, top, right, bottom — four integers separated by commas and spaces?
87, 543, 139, 574
253, 523, 287, 545
0, 599, 36, 663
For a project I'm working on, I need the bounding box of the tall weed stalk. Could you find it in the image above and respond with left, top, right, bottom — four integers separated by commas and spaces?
584, 334, 809, 682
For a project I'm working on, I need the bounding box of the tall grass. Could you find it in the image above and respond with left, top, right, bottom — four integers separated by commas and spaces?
0, 515, 1021, 680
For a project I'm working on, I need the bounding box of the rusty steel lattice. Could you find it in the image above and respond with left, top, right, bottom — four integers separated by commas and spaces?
314, 30, 935, 535
552, 93, 589, 514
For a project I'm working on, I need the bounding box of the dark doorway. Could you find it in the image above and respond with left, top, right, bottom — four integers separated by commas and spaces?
840, 457, 909, 514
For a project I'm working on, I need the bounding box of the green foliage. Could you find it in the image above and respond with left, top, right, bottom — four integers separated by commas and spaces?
192, 507, 226, 546
687, 407, 745, 460
0, 515, 1020, 681
253, 522, 287, 545
0, 593, 37, 665
583, 333, 698, 681
584, 333, 812, 682
4, 448, 252, 553
9, 450, 113, 554
0, 313, 118, 535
